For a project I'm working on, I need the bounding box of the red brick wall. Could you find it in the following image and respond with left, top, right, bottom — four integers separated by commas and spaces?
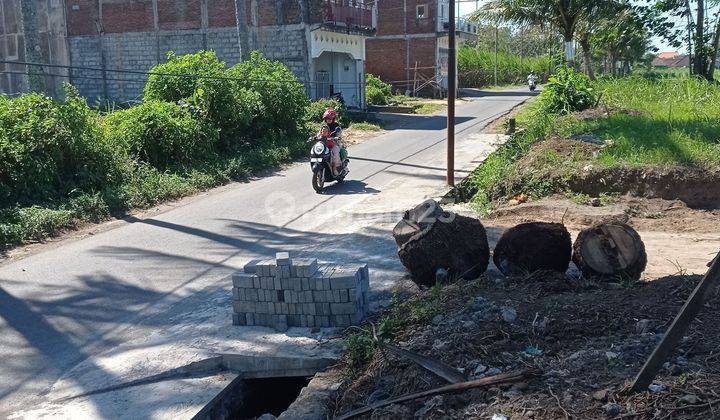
208, 0, 237, 27
366, 39, 406, 85
158, 0, 201, 30
366, 37, 437, 90
375, 0, 437, 36
66, 0, 99, 35
102, 0, 154, 33
408, 37, 436, 80
257, 0, 276, 26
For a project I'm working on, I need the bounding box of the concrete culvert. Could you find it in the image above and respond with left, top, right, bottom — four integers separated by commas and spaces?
572, 221, 647, 282
493, 222, 572, 276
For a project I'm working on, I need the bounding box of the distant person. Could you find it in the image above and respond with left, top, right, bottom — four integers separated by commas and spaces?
528, 72, 538, 91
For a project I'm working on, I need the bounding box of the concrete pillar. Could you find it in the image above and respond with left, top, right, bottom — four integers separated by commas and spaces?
19, 0, 45, 92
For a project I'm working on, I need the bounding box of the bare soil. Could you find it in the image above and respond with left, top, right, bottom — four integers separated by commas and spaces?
329, 196, 720, 419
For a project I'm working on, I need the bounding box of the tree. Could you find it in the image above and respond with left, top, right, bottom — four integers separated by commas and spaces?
591, 9, 652, 76
639, 0, 720, 80
475, 0, 612, 62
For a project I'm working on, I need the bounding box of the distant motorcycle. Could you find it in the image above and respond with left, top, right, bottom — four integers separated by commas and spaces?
309, 135, 349, 193
528, 75, 538, 92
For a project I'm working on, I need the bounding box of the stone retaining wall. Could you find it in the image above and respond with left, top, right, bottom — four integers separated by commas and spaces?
230, 252, 369, 331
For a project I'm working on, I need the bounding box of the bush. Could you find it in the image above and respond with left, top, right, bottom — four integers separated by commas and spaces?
0, 85, 119, 206
539, 66, 598, 114
365, 73, 392, 105
228, 51, 309, 139
305, 98, 349, 127
458, 46, 551, 88
143, 51, 259, 149
103, 101, 218, 169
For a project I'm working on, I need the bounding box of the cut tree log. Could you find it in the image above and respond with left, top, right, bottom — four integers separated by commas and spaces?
393, 199, 445, 247
493, 222, 572, 276
572, 221, 647, 282
397, 211, 490, 287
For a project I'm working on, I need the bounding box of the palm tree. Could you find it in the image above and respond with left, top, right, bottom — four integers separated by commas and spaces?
474, 0, 619, 63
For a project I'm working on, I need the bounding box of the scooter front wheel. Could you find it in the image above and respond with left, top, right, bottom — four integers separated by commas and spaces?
312, 168, 325, 193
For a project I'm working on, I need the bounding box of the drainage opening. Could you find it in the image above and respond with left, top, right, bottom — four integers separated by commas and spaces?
240, 376, 311, 418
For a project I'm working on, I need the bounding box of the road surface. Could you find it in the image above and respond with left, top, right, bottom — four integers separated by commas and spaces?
0, 89, 533, 418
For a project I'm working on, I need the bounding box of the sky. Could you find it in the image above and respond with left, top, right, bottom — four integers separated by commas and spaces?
454, 0, 702, 54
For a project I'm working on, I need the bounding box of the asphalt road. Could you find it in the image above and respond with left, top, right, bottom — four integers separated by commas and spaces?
0, 89, 533, 416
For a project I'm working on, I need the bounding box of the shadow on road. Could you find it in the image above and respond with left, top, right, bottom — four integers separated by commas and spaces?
352, 156, 472, 174
461, 89, 540, 98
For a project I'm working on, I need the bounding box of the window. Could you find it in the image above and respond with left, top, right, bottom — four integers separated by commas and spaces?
416, 4, 427, 19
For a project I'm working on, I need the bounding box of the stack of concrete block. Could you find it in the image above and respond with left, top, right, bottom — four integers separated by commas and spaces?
231, 252, 370, 331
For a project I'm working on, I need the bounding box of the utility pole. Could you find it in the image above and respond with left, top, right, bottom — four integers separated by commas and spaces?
447, 0, 456, 186
494, 21, 498, 86
20, 0, 45, 92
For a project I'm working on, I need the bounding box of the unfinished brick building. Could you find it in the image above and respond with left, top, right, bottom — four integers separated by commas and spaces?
365, 0, 476, 96
1, 0, 377, 108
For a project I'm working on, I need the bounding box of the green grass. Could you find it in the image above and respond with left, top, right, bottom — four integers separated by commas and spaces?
413, 103, 446, 115
458, 46, 552, 88
465, 76, 720, 212
349, 121, 383, 131
558, 77, 720, 168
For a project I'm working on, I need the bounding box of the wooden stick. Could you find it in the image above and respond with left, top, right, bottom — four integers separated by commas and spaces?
335, 369, 539, 420
381, 343, 467, 384
629, 250, 720, 393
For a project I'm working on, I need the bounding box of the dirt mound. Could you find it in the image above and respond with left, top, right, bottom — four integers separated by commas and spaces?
503, 137, 720, 210
570, 165, 720, 209
331, 272, 720, 419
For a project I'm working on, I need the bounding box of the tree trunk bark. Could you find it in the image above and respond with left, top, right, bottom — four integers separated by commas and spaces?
493, 222, 572, 277
572, 221, 647, 282
707, 16, 720, 80
694, 0, 706, 78
580, 37, 595, 80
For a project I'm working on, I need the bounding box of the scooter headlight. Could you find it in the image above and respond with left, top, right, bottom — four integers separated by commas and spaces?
312, 142, 325, 155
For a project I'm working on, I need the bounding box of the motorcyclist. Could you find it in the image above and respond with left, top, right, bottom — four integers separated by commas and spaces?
319, 108, 343, 176
527, 71, 538, 89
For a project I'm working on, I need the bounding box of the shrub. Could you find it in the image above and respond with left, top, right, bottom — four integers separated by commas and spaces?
365, 73, 392, 105
143, 51, 259, 149
305, 98, 349, 127
539, 66, 598, 114
228, 51, 309, 139
458, 46, 551, 88
103, 101, 218, 169
0, 85, 118, 206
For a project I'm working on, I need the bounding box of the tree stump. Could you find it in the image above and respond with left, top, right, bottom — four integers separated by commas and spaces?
393, 199, 445, 248
573, 221, 647, 282
397, 212, 490, 287
493, 222, 572, 276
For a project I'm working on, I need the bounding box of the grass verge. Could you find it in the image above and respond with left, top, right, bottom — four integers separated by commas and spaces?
464, 76, 720, 212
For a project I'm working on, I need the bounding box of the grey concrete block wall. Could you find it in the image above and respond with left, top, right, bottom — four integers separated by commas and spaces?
67, 25, 311, 104
230, 252, 370, 331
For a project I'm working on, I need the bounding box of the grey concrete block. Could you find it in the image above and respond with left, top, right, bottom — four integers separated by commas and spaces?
253, 277, 261, 289
246, 288, 259, 302
276, 252, 291, 266
243, 259, 262, 274
330, 275, 357, 290
232, 273, 256, 288
340, 289, 349, 302
323, 278, 331, 290
277, 265, 291, 279
246, 313, 255, 326
287, 314, 301, 327
275, 315, 288, 332
274, 277, 282, 290
233, 301, 254, 313
304, 290, 313, 303
331, 302, 355, 315
267, 302, 276, 314
232, 313, 246, 326
302, 303, 315, 315
307, 315, 316, 328
284, 290, 291, 303
301, 278, 309, 290
318, 316, 330, 328
348, 288, 357, 301
232, 287, 242, 300
275, 302, 283, 315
